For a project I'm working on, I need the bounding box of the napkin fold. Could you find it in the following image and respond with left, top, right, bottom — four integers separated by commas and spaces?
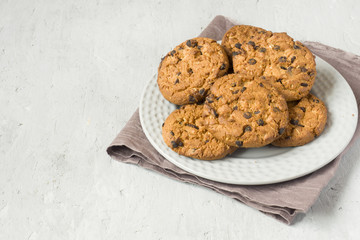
107, 16, 360, 224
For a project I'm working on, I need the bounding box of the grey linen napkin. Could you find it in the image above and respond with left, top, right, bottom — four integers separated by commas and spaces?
107, 16, 360, 224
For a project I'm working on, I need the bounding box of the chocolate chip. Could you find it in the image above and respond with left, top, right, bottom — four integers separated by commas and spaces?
253, 45, 259, 50
274, 107, 280, 112
178, 141, 184, 147
291, 56, 296, 63
285, 136, 291, 140
233, 106, 238, 110
287, 66, 294, 73
162, 122, 165, 127
300, 83, 308, 87
279, 56, 287, 62
300, 67, 307, 72
206, 98, 214, 103
176, 105, 181, 109
170, 50, 176, 56
185, 123, 199, 130
294, 45, 301, 49
174, 79, 179, 84
189, 95, 195, 103
185, 40, 197, 47
259, 82, 264, 87
232, 51, 241, 56
220, 63, 226, 70
243, 112, 252, 119
170, 131, 174, 136
232, 89, 239, 94
290, 119, 299, 125
279, 128, 285, 135
235, 42, 242, 49
280, 66, 287, 70
247, 41, 255, 47
197, 45, 203, 49
235, 141, 243, 147
216, 95, 223, 100
254, 110, 260, 114
274, 45, 280, 50
308, 71, 315, 77
211, 108, 218, 117
299, 107, 306, 112
205, 140, 209, 143
259, 47, 266, 53
259, 30, 266, 34
297, 124, 305, 127
313, 99, 320, 103
188, 68, 193, 74
257, 119, 264, 126
241, 87, 247, 93
276, 78, 283, 83
171, 141, 178, 148
248, 58, 257, 65
231, 82, 237, 87
244, 125, 252, 132
177, 72, 181, 76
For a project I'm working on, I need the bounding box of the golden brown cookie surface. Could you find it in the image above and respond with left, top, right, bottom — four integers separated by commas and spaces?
158, 37, 229, 105
222, 25, 316, 101
272, 94, 327, 147
162, 104, 237, 160
203, 74, 289, 148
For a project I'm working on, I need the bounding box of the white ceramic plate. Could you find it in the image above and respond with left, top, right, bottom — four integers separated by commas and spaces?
139, 57, 358, 185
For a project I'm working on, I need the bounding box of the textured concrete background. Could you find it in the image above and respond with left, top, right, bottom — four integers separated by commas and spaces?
0, 0, 360, 239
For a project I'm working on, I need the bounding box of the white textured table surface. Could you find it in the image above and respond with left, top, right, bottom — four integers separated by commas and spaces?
1, 0, 360, 239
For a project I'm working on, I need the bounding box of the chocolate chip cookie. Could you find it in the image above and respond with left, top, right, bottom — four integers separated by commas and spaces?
203, 74, 289, 148
272, 94, 327, 147
158, 37, 229, 105
162, 104, 237, 160
222, 25, 316, 101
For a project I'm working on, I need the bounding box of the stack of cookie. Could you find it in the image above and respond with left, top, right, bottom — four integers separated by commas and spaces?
158, 25, 327, 160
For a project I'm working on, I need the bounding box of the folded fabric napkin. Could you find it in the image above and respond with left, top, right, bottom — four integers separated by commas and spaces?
107, 15, 360, 224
